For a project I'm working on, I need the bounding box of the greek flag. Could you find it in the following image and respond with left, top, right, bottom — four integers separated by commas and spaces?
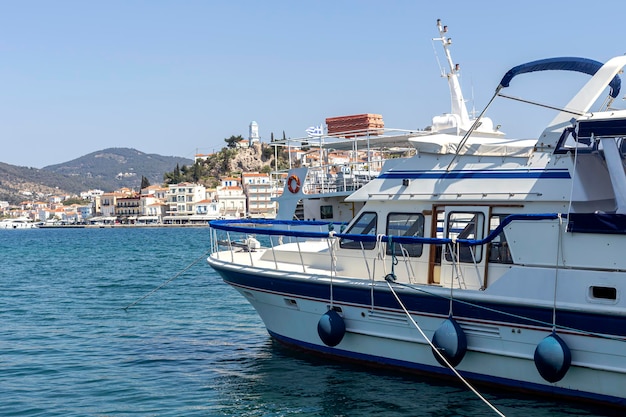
306, 125, 324, 137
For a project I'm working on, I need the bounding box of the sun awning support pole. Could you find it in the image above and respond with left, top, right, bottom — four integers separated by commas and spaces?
446, 87, 501, 171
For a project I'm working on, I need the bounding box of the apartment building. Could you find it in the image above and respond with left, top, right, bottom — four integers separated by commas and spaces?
241, 172, 277, 218
165, 182, 207, 223
216, 177, 246, 218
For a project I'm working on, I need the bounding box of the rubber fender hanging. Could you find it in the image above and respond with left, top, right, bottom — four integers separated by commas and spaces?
432, 317, 467, 367
317, 309, 346, 347
534, 332, 571, 383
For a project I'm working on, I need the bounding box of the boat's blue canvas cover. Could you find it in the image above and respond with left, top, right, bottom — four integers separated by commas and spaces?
567, 213, 626, 234
499, 57, 621, 98
576, 119, 626, 139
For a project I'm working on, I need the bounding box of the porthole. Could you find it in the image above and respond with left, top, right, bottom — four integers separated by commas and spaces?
590, 286, 617, 300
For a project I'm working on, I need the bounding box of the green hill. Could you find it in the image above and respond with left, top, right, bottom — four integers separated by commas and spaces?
0, 148, 193, 204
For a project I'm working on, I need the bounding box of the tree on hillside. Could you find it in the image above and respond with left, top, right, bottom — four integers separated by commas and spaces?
140, 175, 151, 189
161, 144, 291, 187
262, 146, 273, 159
62, 197, 90, 206
225, 135, 244, 149
192, 161, 202, 182
163, 163, 182, 184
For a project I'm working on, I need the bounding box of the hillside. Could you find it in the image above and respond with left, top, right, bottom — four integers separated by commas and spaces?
1, 145, 289, 205
163, 142, 291, 187
0, 148, 193, 204
0, 162, 86, 204
44, 148, 192, 187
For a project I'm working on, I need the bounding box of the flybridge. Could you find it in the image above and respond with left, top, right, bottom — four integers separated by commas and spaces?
408, 134, 536, 157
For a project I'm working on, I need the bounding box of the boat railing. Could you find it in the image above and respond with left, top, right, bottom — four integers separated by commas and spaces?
270, 128, 418, 194
208, 214, 560, 275
297, 165, 381, 195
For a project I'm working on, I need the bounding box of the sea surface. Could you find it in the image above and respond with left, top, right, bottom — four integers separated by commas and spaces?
0, 227, 622, 417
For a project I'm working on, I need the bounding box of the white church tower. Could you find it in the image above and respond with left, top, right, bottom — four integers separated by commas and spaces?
249, 121, 260, 145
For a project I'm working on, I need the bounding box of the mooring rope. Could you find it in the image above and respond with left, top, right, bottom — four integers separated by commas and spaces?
122, 248, 212, 311
385, 280, 506, 417
552, 214, 564, 331
394, 280, 626, 343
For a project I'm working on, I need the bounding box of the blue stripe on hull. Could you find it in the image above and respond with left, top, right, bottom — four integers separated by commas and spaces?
268, 330, 626, 407
214, 266, 626, 338
379, 170, 571, 180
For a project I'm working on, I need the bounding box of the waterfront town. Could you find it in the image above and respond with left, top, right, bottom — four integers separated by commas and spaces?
0, 117, 391, 226
0, 125, 280, 224
0, 171, 283, 226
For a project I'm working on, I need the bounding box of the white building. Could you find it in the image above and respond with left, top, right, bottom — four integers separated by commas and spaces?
165, 182, 207, 223
249, 121, 260, 145
192, 199, 221, 222
241, 172, 277, 218
216, 177, 246, 218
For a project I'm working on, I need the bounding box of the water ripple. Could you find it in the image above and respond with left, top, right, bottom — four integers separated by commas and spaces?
0, 228, 621, 416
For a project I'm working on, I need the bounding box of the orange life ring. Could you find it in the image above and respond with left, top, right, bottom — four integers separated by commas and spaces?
287, 175, 301, 194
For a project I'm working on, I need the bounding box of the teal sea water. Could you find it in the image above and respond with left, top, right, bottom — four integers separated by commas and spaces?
0, 227, 621, 417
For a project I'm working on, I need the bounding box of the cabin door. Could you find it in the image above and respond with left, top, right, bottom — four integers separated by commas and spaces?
438, 206, 489, 290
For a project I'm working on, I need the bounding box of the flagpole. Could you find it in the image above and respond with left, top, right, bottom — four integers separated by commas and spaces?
305, 124, 325, 197
320, 124, 324, 193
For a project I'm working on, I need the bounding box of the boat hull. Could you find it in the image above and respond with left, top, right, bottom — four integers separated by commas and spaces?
0, 220, 37, 229
209, 256, 626, 407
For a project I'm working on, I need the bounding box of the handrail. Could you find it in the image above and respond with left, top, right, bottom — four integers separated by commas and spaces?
209, 213, 561, 248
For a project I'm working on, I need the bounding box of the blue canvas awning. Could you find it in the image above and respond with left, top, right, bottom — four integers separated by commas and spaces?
567, 213, 626, 234
498, 57, 621, 98
576, 118, 626, 139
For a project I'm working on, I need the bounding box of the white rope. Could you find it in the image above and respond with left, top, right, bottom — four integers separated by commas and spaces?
122, 248, 211, 311
552, 214, 564, 330
385, 281, 506, 417
375, 234, 388, 277
359, 241, 372, 281
399, 246, 415, 283
468, 244, 483, 289
567, 144, 579, 216
296, 238, 306, 273
326, 236, 335, 310
327, 234, 338, 278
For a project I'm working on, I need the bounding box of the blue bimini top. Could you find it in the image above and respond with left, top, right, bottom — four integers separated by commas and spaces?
498, 57, 621, 99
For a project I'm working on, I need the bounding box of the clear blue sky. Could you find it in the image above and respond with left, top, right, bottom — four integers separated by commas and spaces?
2, 1, 626, 168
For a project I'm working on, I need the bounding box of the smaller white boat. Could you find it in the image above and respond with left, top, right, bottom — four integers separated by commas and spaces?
0, 218, 38, 229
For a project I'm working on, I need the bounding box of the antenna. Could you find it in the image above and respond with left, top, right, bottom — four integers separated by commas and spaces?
433, 19, 456, 77
470, 80, 477, 119
432, 20, 471, 127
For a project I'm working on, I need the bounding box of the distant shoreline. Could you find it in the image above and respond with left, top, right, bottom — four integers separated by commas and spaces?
38, 223, 211, 229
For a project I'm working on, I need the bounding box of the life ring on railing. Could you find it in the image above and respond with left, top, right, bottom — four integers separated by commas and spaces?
287, 175, 301, 194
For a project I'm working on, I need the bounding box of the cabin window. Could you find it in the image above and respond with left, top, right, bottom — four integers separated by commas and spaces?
555, 127, 597, 154
340, 212, 377, 249
386, 213, 424, 257
320, 205, 333, 220
445, 211, 484, 263
488, 214, 513, 264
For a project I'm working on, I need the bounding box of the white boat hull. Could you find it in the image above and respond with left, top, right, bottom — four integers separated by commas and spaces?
0, 220, 38, 229
208, 253, 626, 406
